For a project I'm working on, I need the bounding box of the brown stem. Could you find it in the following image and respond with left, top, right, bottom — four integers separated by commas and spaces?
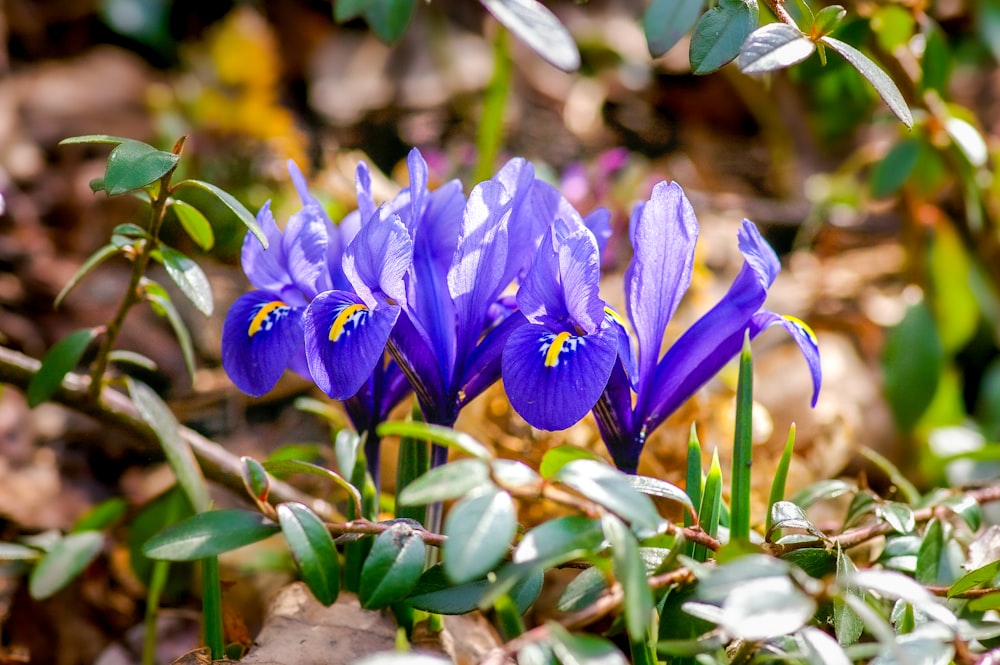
332, 520, 446, 547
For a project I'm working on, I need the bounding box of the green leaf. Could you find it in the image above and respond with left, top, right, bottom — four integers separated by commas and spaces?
686, 423, 702, 527
643, 0, 705, 57
689, 0, 758, 75
397, 458, 492, 506
479, 0, 581, 71
241, 456, 270, 505
142, 279, 197, 380
790, 479, 855, 509
557, 565, 608, 613
54, 244, 120, 308
0, 542, 42, 561
73, 497, 127, 532
333, 0, 366, 22
59, 134, 132, 146
877, 502, 916, 534
949, 558, 1000, 597
834, 548, 864, 646
27, 328, 97, 407
916, 518, 943, 585
881, 301, 943, 431
780, 547, 837, 578
848, 569, 956, 627
359, 522, 426, 609
628, 475, 695, 516
929, 222, 979, 354
104, 140, 179, 196
262, 458, 362, 512
156, 245, 213, 316
738, 23, 815, 74
692, 449, 723, 562
554, 459, 662, 535
278, 502, 340, 606
548, 622, 629, 665
514, 516, 604, 565
604, 513, 654, 642
767, 425, 797, 531
718, 575, 816, 640
377, 421, 492, 460
108, 349, 158, 371
143, 509, 279, 560
443, 487, 517, 584
406, 564, 541, 615
346, 0, 416, 43
169, 200, 214, 251
127, 377, 210, 513
539, 445, 603, 479
941, 494, 980, 531
767, 501, 826, 542
171, 179, 266, 248
730, 331, 753, 542
820, 36, 914, 128
811, 5, 847, 36
870, 138, 920, 198
492, 458, 542, 492
29, 531, 104, 599
798, 626, 852, 665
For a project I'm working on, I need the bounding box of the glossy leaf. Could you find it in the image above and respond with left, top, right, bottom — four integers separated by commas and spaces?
689, 0, 758, 75
877, 502, 916, 535
821, 36, 914, 128
278, 502, 340, 606
27, 328, 97, 407
336, 0, 415, 42
443, 487, 517, 584
929, 222, 979, 354
941, 494, 981, 531
127, 377, 209, 513
104, 139, 178, 196
692, 450, 723, 562
241, 456, 270, 505
479, 0, 581, 71
359, 522, 426, 609
738, 23, 815, 74
171, 179, 266, 248
811, 5, 847, 36
108, 350, 158, 371
144, 509, 279, 560
514, 516, 604, 565
730, 332, 753, 542
834, 547, 864, 646
157, 244, 214, 316
170, 200, 214, 251
554, 459, 662, 535
767, 501, 826, 541
539, 445, 603, 479
142, 279, 197, 379
29, 531, 104, 599
263, 458, 362, 513
406, 563, 541, 615
492, 459, 542, 492
628, 475, 695, 516
604, 513, 654, 642
644, 0, 705, 57
881, 301, 943, 431
396, 458, 492, 506
798, 626, 852, 665
916, 518, 944, 585
719, 575, 816, 640
557, 565, 608, 613
549, 622, 628, 665
949, 558, 1000, 597
377, 421, 492, 460
848, 569, 956, 627
0, 542, 42, 560
54, 244, 120, 308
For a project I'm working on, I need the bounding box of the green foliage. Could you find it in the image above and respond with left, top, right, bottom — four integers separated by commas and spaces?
277, 502, 341, 606
28, 531, 104, 599
644, 0, 705, 57
882, 302, 944, 430
27, 328, 97, 407
143, 509, 280, 560
690, 0, 758, 74
442, 487, 517, 584
359, 523, 426, 609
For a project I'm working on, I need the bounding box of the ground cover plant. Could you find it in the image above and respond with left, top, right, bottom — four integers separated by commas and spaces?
2, 1, 1000, 664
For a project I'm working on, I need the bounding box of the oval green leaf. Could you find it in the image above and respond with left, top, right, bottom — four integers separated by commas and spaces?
59, 134, 131, 146
377, 421, 492, 460
241, 456, 270, 504
73, 497, 127, 532
644, 0, 705, 57
549, 622, 628, 665
820, 35, 914, 128
171, 179, 266, 248
604, 513, 654, 642
127, 376, 209, 513
738, 23, 815, 74
27, 328, 98, 407
29, 531, 104, 599
278, 502, 340, 606
881, 301, 943, 431
479, 0, 581, 71
158, 244, 213, 316
629, 474, 695, 515
359, 522, 426, 609
689, 0, 759, 74
443, 488, 517, 584
397, 458, 492, 506
554, 459, 662, 534
719, 575, 816, 640
143, 509, 279, 560
514, 515, 604, 565
539, 445, 603, 479
142, 278, 197, 380
812, 5, 847, 36
104, 140, 179, 196
170, 200, 214, 251
54, 244, 120, 308
870, 138, 920, 198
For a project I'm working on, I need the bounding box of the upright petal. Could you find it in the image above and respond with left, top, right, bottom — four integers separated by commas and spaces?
355, 160, 377, 225
242, 203, 292, 296
283, 205, 332, 299
503, 322, 619, 430
406, 148, 428, 230
625, 181, 698, 412
344, 212, 412, 308
222, 290, 304, 397
584, 208, 612, 257
304, 290, 400, 400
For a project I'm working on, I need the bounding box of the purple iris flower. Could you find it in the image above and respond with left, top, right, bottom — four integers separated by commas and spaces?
222, 162, 411, 469
503, 181, 822, 473
304, 149, 552, 465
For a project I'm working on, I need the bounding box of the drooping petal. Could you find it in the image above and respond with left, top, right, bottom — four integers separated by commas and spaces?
343, 212, 412, 308
625, 181, 699, 412
502, 322, 619, 430
222, 290, 304, 397
304, 290, 400, 400
751, 311, 822, 406
640, 221, 783, 432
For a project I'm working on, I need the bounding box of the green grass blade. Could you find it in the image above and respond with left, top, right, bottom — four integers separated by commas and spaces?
767, 424, 797, 531
730, 332, 754, 541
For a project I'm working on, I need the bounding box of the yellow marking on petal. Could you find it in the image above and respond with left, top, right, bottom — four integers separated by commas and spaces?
248, 301, 287, 337
329, 303, 367, 342
783, 315, 818, 344
604, 306, 626, 327
544, 332, 572, 368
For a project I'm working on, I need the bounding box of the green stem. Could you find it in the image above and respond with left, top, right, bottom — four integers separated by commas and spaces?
141, 559, 171, 665
474, 28, 512, 183
201, 556, 225, 659
729, 331, 753, 541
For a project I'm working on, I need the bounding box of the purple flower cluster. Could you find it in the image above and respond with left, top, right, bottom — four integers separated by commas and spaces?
223, 149, 821, 474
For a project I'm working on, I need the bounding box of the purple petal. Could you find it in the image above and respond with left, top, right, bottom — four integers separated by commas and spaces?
459, 311, 527, 408
355, 161, 376, 224
283, 205, 332, 299
344, 212, 412, 308
242, 203, 293, 297
222, 291, 304, 397
752, 311, 822, 407
304, 290, 400, 400
388, 313, 450, 424
593, 360, 640, 472
584, 208, 612, 257
406, 148, 428, 229
625, 181, 699, 412
502, 322, 619, 430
